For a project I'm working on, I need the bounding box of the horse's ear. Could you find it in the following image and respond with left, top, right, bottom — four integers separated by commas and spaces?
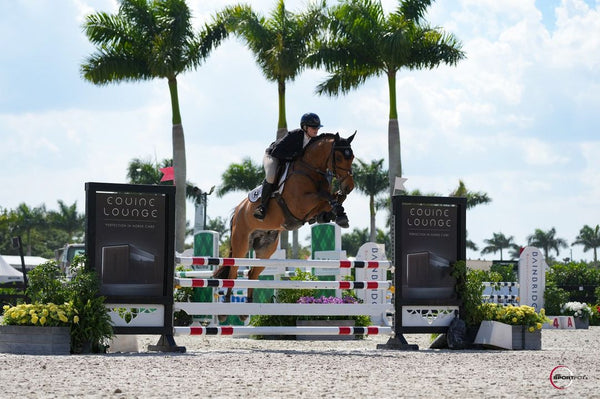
335, 132, 340, 140
347, 131, 356, 143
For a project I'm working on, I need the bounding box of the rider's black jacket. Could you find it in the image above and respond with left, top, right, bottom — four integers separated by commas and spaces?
266, 128, 306, 161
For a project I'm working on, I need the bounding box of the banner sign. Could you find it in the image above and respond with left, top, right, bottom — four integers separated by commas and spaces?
393, 195, 466, 334
518, 246, 547, 310
85, 182, 175, 335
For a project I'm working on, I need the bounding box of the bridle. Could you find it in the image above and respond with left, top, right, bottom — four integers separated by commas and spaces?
329, 141, 354, 195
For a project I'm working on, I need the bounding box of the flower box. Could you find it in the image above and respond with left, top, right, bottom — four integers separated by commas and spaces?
474, 320, 512, 349
511, 325, 542, 350
574, 317, 589, 330
0, 325, 70, 355
474, 321, 541, 350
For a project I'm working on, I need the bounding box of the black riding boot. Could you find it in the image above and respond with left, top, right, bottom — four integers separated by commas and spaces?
253, 181, 275, 220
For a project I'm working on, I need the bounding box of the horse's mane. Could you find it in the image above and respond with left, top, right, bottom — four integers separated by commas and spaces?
306, 132, 341, 148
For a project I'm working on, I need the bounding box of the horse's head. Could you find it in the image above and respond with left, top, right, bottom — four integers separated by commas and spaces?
331, 132, 356, 195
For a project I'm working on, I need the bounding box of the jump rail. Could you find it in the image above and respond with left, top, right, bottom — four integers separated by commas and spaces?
174, 325, 392, 336
174, 302, 394, 317
175, 256, 391, 269
174, 278, 391, 290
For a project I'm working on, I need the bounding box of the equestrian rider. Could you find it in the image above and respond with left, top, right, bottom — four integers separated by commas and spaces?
253, 113, 323, 220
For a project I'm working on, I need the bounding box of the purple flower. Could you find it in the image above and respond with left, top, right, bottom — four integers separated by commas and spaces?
297, 295, 359, 304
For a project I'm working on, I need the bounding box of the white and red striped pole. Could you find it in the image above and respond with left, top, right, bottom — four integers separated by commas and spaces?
174, 325, 392, 336
174, 278, 391, 290
175, 256, 391, 269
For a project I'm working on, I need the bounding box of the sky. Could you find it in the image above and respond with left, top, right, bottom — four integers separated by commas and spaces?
1, 0, 599, 262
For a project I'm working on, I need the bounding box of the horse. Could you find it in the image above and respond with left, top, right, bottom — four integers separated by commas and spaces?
212, 132, 356, 320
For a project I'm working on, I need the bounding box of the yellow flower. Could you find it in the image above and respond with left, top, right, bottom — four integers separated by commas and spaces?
2, 305, 9, 311
73, 315, 79, 324
528, 326, 535, 333
512, 317, 518, 324
31, 315, 39, 324
39, 316, 47, 326
536, 323, 542, 330
41, 308, 49, 317
58, 313, 68, 323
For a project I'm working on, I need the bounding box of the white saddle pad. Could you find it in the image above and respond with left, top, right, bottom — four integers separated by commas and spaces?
248, 163, 290, 203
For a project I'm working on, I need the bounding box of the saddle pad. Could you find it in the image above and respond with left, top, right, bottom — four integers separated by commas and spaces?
247, 163, 290, 203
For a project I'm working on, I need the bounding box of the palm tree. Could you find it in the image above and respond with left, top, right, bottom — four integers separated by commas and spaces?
481, 232, 518, 261
450, 180, 491, 209
127, 157, 173, 186
12, 203, 47, 256
216, 158, 264, 197
310, 0, 464, 196
126, 157, 208, 236
217, 1, 327, 139
572, 224, 600, 265
47, 201, 85, 243
353, 159, 389, 242
527, 227, 568, 261
216, 1, 327, 257
81, 0, 228, 252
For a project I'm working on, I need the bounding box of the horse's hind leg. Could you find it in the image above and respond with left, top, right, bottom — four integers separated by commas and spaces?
212, 265, 239, 323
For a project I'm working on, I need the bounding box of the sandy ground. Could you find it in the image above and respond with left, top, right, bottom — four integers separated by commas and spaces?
0, 328, 598, 398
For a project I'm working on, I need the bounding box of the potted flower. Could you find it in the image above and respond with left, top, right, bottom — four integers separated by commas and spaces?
475, 303, 548, 350
1, 302, 76, 355
560, 301, 593, 329
1, 256, 113, 354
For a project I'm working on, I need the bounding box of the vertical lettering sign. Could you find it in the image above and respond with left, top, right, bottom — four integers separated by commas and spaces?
400, 202, 458, 299
95, 192, 166, 296
518, 246, 546, 310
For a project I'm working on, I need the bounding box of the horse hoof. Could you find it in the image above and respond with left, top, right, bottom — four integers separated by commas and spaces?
335, 214, 349, 228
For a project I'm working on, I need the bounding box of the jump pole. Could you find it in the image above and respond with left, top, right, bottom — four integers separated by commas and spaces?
176, 256, 391, 269
174, 325, 392, 336
174, 278, 391, 290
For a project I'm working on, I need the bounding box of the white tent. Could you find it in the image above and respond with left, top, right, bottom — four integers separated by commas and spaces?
0, 255, 24, 284
2, 255, 47, 271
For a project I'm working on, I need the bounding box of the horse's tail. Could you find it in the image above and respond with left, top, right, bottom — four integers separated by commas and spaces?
228, 208, 235, 258
212, 208, 236, 279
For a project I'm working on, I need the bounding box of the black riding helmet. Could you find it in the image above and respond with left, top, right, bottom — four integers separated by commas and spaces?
300, 112, 323, 129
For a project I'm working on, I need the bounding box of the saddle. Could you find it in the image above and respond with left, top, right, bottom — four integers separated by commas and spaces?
247, 163, 290, 203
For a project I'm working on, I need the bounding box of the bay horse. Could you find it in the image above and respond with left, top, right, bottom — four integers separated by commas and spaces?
213, 132, 356, 320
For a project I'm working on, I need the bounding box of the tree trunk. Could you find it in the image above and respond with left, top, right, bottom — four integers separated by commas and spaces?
369, 195, 376, 243
292, 230, 299, 259
172, 123, 187, 253
277, 79, 287, 139
169, 77, 186, 253
388, 118, 401, 196
387, 71, 401, 197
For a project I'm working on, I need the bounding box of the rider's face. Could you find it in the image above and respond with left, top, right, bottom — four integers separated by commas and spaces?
306, 126, 320, 137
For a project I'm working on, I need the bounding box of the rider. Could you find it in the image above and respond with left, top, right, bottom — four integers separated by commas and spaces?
253, 112, 323, 220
